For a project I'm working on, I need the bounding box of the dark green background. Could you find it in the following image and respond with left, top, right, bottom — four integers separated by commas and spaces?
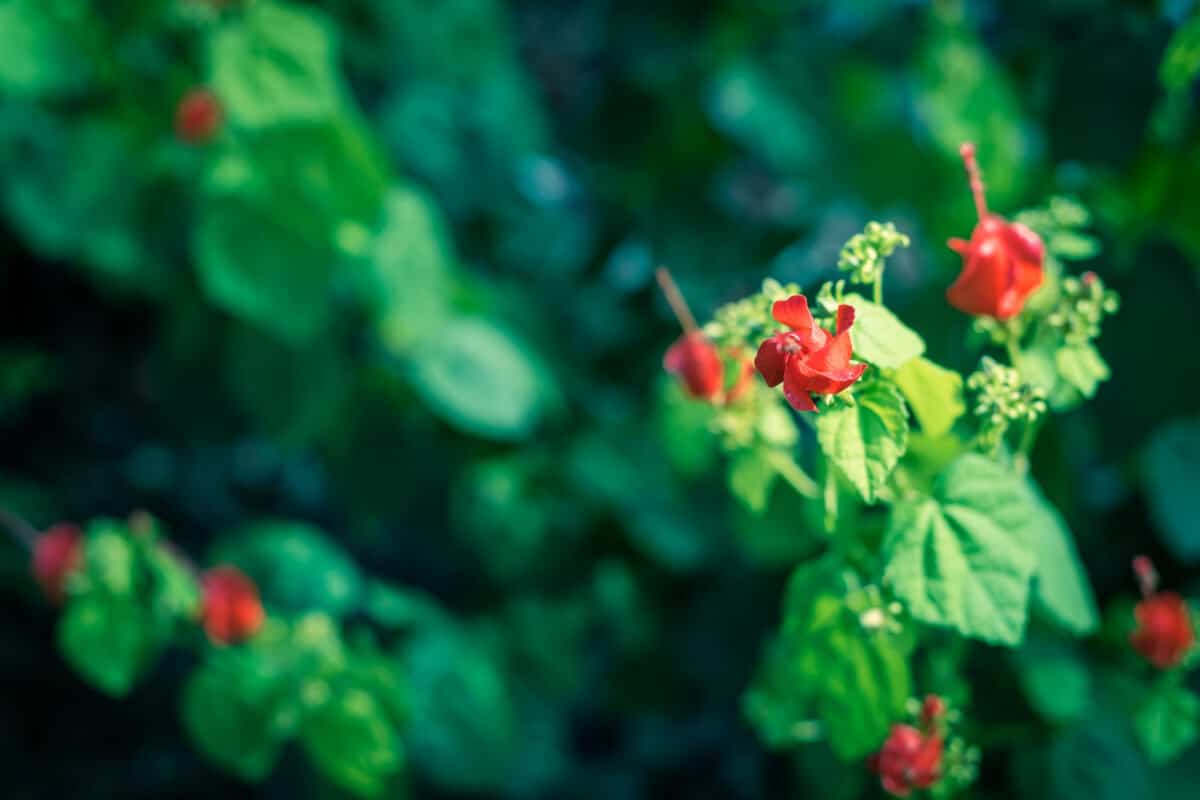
0, 0, 1198, 797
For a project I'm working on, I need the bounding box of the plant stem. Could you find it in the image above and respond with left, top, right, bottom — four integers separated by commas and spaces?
0, 506, 37, 551
655, 267, 699, 334
767, 452, 819, 498
872, 272, 883, 304
823, 463, 839, 535
1013, 415, 1043, 476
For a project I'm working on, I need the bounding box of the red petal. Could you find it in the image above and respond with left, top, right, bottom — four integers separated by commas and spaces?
947, 237, 970, 255
772, 295, 815, 334
946, 238, 1008, 318
835, 304, 855, 335
782, 366, 818, 412
664, 333, 724, 399
1004, 221, 1045, 263
754, 336, 787, 387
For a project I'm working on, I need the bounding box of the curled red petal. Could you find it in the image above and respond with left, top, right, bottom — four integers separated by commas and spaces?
772, 294, 815, 334
946, 238, 1008, 318
1004, 221, 1045, 263
782, 366, 818, 412
948, 237, 971, 255
754, 336, 788, 387
835, 304, 855, 335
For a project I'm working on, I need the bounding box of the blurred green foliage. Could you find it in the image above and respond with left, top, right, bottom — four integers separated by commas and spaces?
0, 0, 1199, 798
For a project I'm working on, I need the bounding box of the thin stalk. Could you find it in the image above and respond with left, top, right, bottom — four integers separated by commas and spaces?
655, 267, 699, 335
0, 506, 37, 551
872, 272, 883, 304
959, 142, 989, 221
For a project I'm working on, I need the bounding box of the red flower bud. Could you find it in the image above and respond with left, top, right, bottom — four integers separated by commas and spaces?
31, 523, 83, 604
754, 295, 866, 412
664, 332, 726, 401
870, 723, 944, 797
946, 143, 1044, 321
201, 566, 265, 644
175, 88, 223, 144
919, 694, 947, 729
1131, 591, 1195, 670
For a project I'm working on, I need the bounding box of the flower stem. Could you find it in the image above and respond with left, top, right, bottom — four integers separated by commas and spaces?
0, 506, 37, 551
959, 142, 988, 221
1014, 415, 1043, 475
872, 272, 883, 304
823, 463, 839, 535
655, 267, 699, 335
767, 452, 819, 498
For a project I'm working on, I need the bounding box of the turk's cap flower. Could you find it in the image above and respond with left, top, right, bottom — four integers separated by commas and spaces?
946, 143, 1045, 321
664, 332, 726, 401
32, 523, 83, 604
201, 565, 265, 645
754, 295, 866, 412
175, 88, 223, 144
869, 723, 944, 797
1131, 591, 1195, 670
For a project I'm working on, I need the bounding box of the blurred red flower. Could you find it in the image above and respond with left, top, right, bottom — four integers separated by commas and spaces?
201, 566, 265, 644
664, 332, 725, 401
175, 89, 223, 144
1131, 591, 1195, 669
32, 523, 83, 604
869, 723, 944, 797
754, 295, 865, 412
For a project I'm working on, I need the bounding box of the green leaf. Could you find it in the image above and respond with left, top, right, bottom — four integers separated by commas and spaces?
1, 116, 152, 283
208, 1, 345, 128
302, 685, 404, 797
225, 323, 350, 446
183, 615, 347, 782
195, 120, 389, 343
816, 380, 909, 503
728, 448, 778, 513
746, 557, 913, 759
885, 454, 1097, 643
882, 454, 1038, 645
58, 595, 160, 697
1045, 717, 1151, 800
1136, 680, 1200, 765
842, 294, 925, 369
182, 654, 288, 781
373, 185, 456, 353
1143, 419, 1200, 563
891, 356, 964, 437
1056, 343, 1110, 399
1013, 630, 1091, 723
214, 521, 362, 619
1023, 478, 1099, 636
403, 626, 518, 793
0, 0, 90, 97
408, 316, 549, 441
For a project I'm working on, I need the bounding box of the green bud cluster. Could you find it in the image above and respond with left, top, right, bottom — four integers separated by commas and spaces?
704, 277, 800, 351
837, 221, 910, 285
931, 738, 982, 799
967, 357, 1047, 450
1046, 272, 1120, 345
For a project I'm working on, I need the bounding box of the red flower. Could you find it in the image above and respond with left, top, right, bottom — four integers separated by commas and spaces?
664, 332, 725, 401
946, 143, 1044, 321
175, 88, 223, 144
1131, 592, 1195, 669
869, 724, 944, 797
32, 523, 83, 604
201, 566, 265, 644
754, 295, 866, 412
